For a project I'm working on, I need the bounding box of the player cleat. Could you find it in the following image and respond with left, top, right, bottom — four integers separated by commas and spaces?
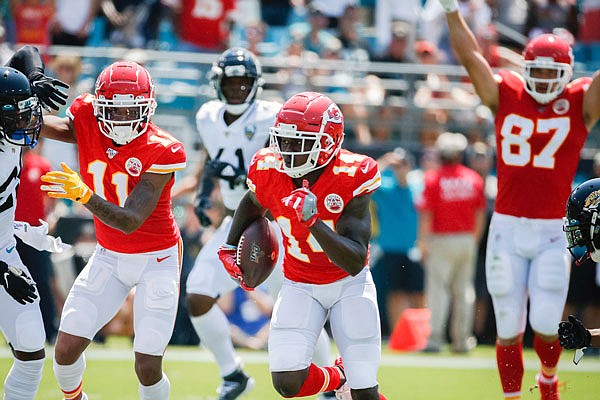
534, 373, 560, 400
217, 368, 255, 400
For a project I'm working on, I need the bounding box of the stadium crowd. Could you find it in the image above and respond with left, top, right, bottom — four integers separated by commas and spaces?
1, 0, 600, 400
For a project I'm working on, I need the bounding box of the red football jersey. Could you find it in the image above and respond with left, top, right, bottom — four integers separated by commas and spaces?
67, 94, 186, 253
247, 148, 381, 284
494, 70, 592, 219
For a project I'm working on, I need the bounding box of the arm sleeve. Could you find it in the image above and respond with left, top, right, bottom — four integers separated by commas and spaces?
6, 45, 45, 82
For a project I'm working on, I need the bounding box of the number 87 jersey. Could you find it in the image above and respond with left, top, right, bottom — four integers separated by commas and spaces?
494, 70, 592, 219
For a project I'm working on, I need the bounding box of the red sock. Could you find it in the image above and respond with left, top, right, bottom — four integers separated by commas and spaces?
496, 341, 524, 396
288, 363, 342, 398
533, 335, 562, 376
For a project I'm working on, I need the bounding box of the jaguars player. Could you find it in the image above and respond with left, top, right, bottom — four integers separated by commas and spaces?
0, 45, 68, 400
184, 48, 335, 400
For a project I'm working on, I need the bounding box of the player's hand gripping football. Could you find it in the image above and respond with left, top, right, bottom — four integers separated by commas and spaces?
40, 162, 93, 204
282, 179, 319, 228
217, 244, 254, 291
29, 72, 69, 111
559, 315, 592, 349
0, 260, 37, 305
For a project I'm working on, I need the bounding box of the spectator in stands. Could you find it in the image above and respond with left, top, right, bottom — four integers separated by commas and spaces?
417, 132, 486, 353
51, 0, 99, 46
275, 35, 319, 99
418, 108, 447, 148
524, 0, 578, 39
260, 0, 295, 27
372, 20, 415, 103
309, 0, 359, 29
11, 0, 54, 51
579, 0, 600, 43
242, 20, 270, 57
485, 0, 528, 47
100, 0, 163, 48
169, 0, 236, 52
301, 2, 340, 57
473, 24, 522, 70
374, 20, 415, 65
336, 4, 370, 58
372, 147, 425, 336
47, 53, 91, 116
374, 0, 422, 56
218, 287, 274, 350
421, 0, 491, 64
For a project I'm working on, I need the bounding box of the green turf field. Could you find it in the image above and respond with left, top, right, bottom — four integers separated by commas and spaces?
1, 339, 599, 399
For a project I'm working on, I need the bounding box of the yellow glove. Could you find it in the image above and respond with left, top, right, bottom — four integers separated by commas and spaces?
40, 162, 93, 204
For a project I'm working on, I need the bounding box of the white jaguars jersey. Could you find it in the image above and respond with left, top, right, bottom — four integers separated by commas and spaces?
195, 99, 281, 210
0, 144, 21, 246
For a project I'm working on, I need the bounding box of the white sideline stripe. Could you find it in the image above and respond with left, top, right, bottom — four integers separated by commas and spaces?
2, 347, 599, 372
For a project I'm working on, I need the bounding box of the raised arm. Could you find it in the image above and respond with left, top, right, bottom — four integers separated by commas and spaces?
583, 70, 600, 131
441, 0, 499, 113
8, 45, 69, 111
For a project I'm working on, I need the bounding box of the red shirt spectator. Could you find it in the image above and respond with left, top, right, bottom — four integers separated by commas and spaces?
177, 0, 236, 52
419, 163, 485, 233
16, 148, 52, 225
12, 0, 54, 49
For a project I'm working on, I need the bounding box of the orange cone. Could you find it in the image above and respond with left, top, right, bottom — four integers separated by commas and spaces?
388, 308, 431, 352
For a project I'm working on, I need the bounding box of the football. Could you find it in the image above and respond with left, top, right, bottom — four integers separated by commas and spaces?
236, 217, 279, 289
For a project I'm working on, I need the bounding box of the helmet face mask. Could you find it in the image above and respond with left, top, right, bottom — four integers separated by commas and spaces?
270, 92, 344, 178
211, 48, 263, 115
522, 34, 573, 104
0, 67, 42, 148
93, 62, 156, 145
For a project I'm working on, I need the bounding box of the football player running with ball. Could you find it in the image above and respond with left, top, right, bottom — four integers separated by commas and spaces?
438, 0, 600, 399
40, 61, 186, 400
219, 92, 387, 400
0, 45, 68, 400
184, 48, 335, 400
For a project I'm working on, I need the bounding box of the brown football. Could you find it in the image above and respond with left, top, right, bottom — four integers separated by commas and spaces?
236, 217, 279, 289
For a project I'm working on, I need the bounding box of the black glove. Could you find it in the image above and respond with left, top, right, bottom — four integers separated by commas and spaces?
559, 315, 592, 349
30, 74, 69, 111
0, 260, 37, 305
